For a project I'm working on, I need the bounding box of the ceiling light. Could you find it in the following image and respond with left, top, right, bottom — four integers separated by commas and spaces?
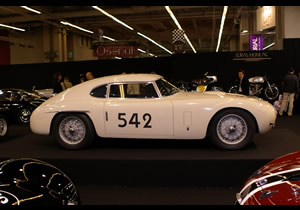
263, 42, 275, 50
92, 6, 134, 31
165, 6, 196, 53
20, 6, 41, 14
0, 24, 25, 32
60, 21, 94, 34
216, 6, 228, 52
138, 48, 147, 53
103, 35, 116, 42
115, 57, 122, 59
137, 32, 173, 54
92, 6, 171, 55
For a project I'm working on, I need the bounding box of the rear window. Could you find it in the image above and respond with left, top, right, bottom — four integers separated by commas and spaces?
90, 85, 107, 98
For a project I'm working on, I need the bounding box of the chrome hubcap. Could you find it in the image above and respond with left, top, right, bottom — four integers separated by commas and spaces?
216, 114, 247, 145
59, 116, 86, 145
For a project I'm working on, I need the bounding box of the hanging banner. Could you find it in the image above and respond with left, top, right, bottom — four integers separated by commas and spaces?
94, 45, 138, 57
250, 34, 263, 51
172, 29, 186, 54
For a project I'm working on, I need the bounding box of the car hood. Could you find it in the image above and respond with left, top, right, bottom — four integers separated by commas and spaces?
250, 151, 300, 179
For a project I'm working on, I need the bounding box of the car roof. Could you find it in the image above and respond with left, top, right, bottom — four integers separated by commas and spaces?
88, 73, 163, 84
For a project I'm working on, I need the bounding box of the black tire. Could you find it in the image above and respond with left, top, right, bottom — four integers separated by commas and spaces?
53, 113, 95, 150
0, 115, 8, 137
17, 108, 32, 124
208, 109, 255, 150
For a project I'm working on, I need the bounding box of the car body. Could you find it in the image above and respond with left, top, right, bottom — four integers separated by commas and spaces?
236, 151, 300, 205
0, 158, 80, 205
0, 107, 9, 137
0, 88, 46, 124
30, 73, 277, 150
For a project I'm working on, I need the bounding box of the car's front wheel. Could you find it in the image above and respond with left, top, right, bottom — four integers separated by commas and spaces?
208, 109, 255, 150
53, 113, 95, 150
0, 115, 8, 137
17, 108, 32, 124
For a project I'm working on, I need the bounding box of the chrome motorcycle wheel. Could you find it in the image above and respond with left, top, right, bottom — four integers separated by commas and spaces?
264, 85, 279, 101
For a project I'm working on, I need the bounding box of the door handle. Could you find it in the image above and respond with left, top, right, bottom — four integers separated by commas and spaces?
105, 111, 108, 121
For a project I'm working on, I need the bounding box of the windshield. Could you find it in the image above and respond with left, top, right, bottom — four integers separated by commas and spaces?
155, 78, 180, 96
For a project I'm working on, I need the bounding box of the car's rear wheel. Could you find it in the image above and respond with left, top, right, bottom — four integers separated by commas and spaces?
208, 109, 255, 150
0, 115, 8, 137
53, 113, 95, 150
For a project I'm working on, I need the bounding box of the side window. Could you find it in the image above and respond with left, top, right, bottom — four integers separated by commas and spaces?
109, 84, 122, 98
90, 85, 107, 98
125, 83, 158, 98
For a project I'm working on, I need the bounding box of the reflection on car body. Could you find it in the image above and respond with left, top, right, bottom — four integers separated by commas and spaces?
0, 158, 80, 205
236, 151, 300, 205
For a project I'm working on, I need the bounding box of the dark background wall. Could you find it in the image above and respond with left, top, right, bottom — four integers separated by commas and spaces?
0, 39, 299, 93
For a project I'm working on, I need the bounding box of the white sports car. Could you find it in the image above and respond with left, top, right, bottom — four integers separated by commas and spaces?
30, 73, 277, 150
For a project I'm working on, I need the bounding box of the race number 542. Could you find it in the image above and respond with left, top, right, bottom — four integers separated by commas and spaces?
118, 113, 152, 128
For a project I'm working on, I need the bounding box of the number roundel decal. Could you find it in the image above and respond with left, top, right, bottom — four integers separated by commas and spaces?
0, 190, 20, 205
118, 113, 152, 128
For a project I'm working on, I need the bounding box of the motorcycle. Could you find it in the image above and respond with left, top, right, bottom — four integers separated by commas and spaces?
176, 72, 223, 92
228, 75, 279, 101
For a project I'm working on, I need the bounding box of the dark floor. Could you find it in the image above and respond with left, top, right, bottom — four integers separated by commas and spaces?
0, 113, 300, 205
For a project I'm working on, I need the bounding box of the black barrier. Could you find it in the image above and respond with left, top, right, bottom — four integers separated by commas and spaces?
0, 49, 295, 92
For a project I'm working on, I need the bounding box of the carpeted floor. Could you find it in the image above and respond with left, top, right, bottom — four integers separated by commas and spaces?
0, 113, 299, 205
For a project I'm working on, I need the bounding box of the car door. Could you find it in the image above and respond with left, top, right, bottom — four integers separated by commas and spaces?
104, 82, 174, 138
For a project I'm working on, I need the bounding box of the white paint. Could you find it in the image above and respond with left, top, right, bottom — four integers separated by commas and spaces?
30, 74, 277, 140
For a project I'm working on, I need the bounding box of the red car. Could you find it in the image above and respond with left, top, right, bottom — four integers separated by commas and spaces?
236, 151, 300, 205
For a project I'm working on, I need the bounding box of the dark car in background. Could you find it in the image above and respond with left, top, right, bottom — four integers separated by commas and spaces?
0, 88, 46, 124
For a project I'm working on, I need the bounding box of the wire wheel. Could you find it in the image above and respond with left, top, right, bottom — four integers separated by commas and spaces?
216, 114, 248, 145
58, 116, 87, 145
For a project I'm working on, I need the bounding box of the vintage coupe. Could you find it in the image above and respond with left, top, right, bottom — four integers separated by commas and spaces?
30, 73, 277, 150
0, 89, 46, 124
236, 151, 300, 205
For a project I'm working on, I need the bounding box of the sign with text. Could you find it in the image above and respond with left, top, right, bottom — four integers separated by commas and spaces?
250, 34, 263, 51
233, 51, 271, 62
94, 45, 138, 57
